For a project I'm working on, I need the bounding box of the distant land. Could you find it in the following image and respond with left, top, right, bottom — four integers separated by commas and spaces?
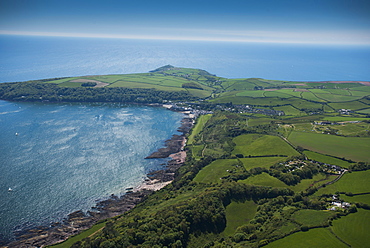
1, 66, 370, 248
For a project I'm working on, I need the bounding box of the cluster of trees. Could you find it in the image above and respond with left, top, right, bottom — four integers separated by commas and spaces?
181, 82, 203, 90
348, 162, 370, 171
269, 162, 320, 186
0, 82, 197, 103
217, 159, 321, 187
73, 182, 294, 248
81, 82, 97, 87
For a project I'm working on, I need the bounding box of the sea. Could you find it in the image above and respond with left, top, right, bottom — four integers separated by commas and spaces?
0, 35, 369, 243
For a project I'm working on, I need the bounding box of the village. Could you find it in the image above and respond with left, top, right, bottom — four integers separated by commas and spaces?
161, 101, 285, 116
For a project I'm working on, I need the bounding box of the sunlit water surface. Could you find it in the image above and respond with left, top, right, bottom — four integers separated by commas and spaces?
0, 100, 182, 242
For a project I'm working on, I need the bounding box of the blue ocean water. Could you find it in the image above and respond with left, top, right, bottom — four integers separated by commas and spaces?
0, 35, 369, 243
0, 101, 183, 242
0, 35, 369, 82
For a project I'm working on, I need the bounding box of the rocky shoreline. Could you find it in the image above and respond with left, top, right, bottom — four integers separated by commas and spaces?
4, 109, 194, 248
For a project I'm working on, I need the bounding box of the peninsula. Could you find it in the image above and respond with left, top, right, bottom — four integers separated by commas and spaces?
1, 66, 370, 248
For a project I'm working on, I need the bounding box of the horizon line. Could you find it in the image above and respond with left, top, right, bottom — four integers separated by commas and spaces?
1, 30, 369, 46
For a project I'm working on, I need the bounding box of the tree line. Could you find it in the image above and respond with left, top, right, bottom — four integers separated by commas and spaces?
0, 82, 197, 103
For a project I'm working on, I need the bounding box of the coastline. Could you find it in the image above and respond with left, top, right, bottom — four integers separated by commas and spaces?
4, 107, 194, 248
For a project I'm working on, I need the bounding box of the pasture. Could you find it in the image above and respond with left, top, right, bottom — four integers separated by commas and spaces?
187, 114, 212, 145
265, 228, 347, 248
193, 159, 239, 183
357, 108, 370, 114
247, 117, 275, 126
109, 80, 186, 91
328, 101, 370, 110
45, 77, 79, 84
333, 122, 370, 137
288, 131, 370, 162
289, 173, 336, 192
273, 105, 304, 116
240, 157, 286, 170
282, 120, 370, 138
232, 134, 300, 157
315, 170, 370, 196
222, 201, 257, 236
322, 116, 370, 122
292, 209, 335, 228
48, 70, 217, 98
331, 209, 370, 248
341, 194, 370, 205
189, 145, 204, 160
303, 151, 353, 168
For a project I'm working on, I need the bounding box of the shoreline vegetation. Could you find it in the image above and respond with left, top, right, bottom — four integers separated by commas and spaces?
1, 66, 370, 247
6, 107, 194, 248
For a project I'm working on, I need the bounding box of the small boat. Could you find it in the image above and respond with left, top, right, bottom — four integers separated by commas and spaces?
8, 188, 13, 192
15, 133, 18, 136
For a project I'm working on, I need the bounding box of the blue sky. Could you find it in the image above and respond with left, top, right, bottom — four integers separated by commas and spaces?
0, 0, 369, 45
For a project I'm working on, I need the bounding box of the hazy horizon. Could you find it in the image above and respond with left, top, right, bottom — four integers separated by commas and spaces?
1, 0, 369, 46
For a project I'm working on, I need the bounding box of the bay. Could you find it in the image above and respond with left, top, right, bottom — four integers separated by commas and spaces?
0, 100, 183, 242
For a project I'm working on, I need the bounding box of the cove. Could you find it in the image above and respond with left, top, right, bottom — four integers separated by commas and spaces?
0, 100, 183, 243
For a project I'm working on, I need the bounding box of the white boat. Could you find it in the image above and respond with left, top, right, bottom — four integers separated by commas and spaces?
8, 187, 13, 192
15, 133, 19, 136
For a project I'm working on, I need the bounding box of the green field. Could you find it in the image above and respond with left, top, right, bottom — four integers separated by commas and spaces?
193, 159, 239, 183
303, 151, 353, 168
240, 157, 286, 170
333, 122, 370, 137
281, 121, 370, 138
292, 209, 335, 227
235, 90, 266, 97
109, 80, 187, 91
341, 194, 370, 205
316, 93, 361, 102
331, 209, 370, 248
273, 105, 304, 116
315, 170, 370, 196
240, 173, 288, 188
288, 131, 370, 162
44, 77, 79, 84
58, 81, 84, 87
187, 114, 212, 145
247, 117, 275, 126
322, 116, 370, 122
190, 145, 204, 159
232, 134, 300, 157
301, 91, 326, 102
357, 108, 370, 114
46, 68, 217, 98
328, 101, 370, 110
289, 173, 336, 192
265, 228, 348, 248
222, 201, 257, 236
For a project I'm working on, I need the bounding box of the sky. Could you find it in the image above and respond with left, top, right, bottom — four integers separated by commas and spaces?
0, 0, 370, 45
